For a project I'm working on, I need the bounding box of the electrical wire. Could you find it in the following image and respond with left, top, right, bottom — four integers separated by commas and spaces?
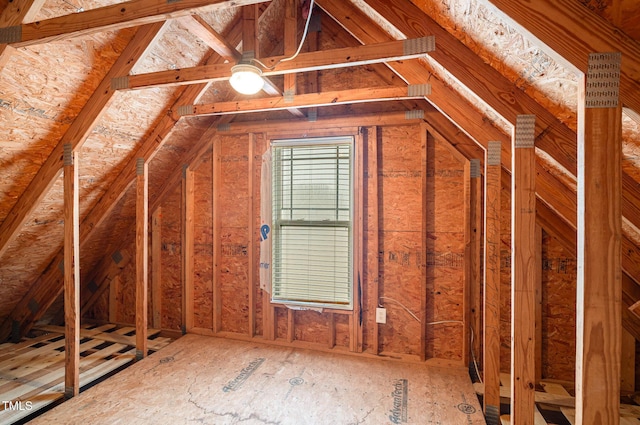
470, 326, 483, 384
253, 0, 316, 71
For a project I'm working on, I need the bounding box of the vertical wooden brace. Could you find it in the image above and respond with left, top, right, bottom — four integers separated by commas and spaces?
63, 144, 80, 398
483, 141, 501, 424
151, 207, 162, 329
135, 158, 149, 360
510, 114, 537, 425
576, 52, 622, 425
182, 165, 195, 333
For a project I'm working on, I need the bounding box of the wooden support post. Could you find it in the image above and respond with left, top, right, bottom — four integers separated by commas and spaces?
287, 310, 295, 343
421, 127, 429, 361
328, 313, 336, 349
576, 52, 622, 424
620, 329, 635, 394
63, 144, 80, 398
470, 159, 482, 366
483, 141, 501, 424
463, 159, 474, 366
535, 225, 543, 384
510, 115, 537, 424
182, 165, 195, 334
212, 141, 222, 334
135, 158, 149, 360
248, 134, 256, 337
109, 275, 119, 324
350, 129, 365, 353
367, 126, 380, 355
151, 207, 162, 329
284, 0, 298, 99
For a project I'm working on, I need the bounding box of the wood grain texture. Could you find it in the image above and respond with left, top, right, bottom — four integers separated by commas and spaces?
575, 69, 622, 425
63, 148, 80, 398
483, 141, 501, 418
135, 160, 149, 359
6, 0, 266, 47
121, 38, 434, 90
487, 0, 640, 114
510, 119, 537, 424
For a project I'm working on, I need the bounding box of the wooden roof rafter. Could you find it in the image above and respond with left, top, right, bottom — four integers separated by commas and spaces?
0, 18, 248, 342
0, 22, 166, 263
0, 0, 270, 47
486, 0, 640, 116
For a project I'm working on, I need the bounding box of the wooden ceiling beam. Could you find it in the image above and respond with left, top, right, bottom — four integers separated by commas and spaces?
178, 85, 430, 116
112, 37, 434, 90
0, 0, 269, 47
0, 23, 165, 265
486, 0, 640, 115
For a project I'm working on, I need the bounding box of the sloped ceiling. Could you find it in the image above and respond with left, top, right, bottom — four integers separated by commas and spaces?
0, 0, 639, 341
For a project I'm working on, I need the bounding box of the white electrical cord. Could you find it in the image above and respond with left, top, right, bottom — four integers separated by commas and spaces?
254, 0, 316, 70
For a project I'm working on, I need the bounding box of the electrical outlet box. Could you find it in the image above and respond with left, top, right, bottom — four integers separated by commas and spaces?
376, 307, 387, 324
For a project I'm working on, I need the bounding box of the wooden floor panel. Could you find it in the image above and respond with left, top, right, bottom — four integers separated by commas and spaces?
30, 334, 485, 424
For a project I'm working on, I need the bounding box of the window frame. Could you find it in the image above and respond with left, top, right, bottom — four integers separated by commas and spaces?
270, 135, 355, 310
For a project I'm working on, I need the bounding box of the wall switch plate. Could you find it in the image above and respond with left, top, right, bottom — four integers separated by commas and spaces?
376, 308, 386, 324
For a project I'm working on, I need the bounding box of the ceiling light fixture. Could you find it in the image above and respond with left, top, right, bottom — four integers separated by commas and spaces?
229, 61, 264, 95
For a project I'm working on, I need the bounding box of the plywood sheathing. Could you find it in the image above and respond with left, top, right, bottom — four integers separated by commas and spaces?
193, 149, 213, 330
29, 334, 486, 425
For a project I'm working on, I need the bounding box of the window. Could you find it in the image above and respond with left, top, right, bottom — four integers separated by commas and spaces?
271, 136, 353, 309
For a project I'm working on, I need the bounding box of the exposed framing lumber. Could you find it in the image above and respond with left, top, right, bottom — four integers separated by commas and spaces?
63, 145, 80, 398
467, 158, 482, 365
212, 139, 222, 334
325, 0, 640, 252
179, 86, 430, 116
284, 0, 298, 100
0, 22, 164, 263
575, 53, 622, 424
0, 0, 45, 67
0, 0, 267, 47
182, 166, 195, 333
248, 134, 256, 337
365, 126, 380, 355
535, 225, 543, 384
176, 15, 241, 63
2, 22, 244, 342
421, 127, 429, 361
113, 37, 434, 90
510, 115, 537, 424
350, 129, 365, 353
135, 158, 149, 360
486, 0, 640, 115
151, 208, 162, 329
483, 141, 501, 423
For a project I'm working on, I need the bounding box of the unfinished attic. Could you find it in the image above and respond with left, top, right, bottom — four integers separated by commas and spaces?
0, 0, 640, 423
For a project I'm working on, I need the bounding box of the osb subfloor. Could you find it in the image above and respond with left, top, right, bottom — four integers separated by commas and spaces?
30, 334, 485, 424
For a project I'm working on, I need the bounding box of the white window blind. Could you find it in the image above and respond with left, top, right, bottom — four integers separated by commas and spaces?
271, 137, 353, 309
